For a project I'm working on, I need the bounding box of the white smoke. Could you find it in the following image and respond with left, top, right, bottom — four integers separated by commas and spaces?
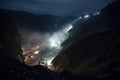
40, 24, 73, 66
48, 24, 73, 49
20, 24, 73, 66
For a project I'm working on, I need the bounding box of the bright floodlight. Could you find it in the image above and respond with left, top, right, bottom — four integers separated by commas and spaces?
48, 24, 72, 49
93, 12, 100, 16
47, 58, 54, 66
34, 50, 39, 54
84, 14, 90, 19
49, 37, 61, 48
97, 12, 100, 15
79, 16, 82, 19
51, 41, 57, 47
65, 24, 73, 32
47, 60, 52, 66
67, 25, 73, 31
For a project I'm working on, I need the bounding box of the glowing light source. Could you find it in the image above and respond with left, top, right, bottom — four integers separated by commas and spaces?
79, 16, 82, 19
51, 41, 58, 47
49, 37, 59, 48
48, 24, 72, 48
65, 24, 73, 32
47, 58, 54, 66
34, 50, 39, 54
84, 14, 90, 19
67, 25, 73, 32
47, 60, 52, 66
93, 12, 100, 16
31, 55, 34, 58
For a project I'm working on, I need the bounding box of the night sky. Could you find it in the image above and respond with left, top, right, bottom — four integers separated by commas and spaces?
0, 0, 113, 16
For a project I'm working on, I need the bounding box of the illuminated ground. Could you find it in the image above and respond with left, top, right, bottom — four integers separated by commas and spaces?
21, 24, 73, 69
21, 12, 100, 69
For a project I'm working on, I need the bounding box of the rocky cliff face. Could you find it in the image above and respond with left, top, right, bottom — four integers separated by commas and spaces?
0, 12, 23, 62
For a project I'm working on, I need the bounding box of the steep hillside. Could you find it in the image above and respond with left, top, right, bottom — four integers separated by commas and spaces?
52, 0, 120, 77
62, 0, 120, 48
52, 30, 120, 77
0, 9, 59, 32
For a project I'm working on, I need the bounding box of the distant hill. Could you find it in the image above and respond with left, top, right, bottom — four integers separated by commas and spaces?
0, 9, 60, 32
52, 30, 120, 77
0, 9, 77, 33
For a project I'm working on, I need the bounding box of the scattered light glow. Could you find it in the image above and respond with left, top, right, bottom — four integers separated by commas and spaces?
34, 50, 39, 54
48, 24, 73, 48
47, 58, 53, 66
46, 24, 74, 67
55, 24, 57, 26
22, 23, 74, 67
65, 24, 73, 32
58, 41, 61, 44
79, 16, 82, 19
93, 12, 100, 16
49, 38, 59, 48
67, 25, 73, 32
84, 14, 90, 19
31, 55, 34, 58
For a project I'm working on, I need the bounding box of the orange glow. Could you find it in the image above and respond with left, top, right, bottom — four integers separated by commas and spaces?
24, 53, 40, 65
22, 42, 46, 65
22, 42, 46, 55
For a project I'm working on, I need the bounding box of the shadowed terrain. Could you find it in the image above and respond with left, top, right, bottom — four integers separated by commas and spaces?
0, 0, 120, 80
